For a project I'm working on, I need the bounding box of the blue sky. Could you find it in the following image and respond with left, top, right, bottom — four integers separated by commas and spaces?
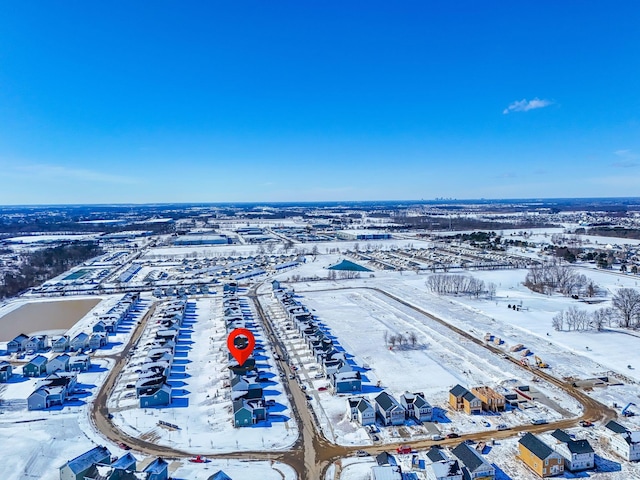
1, 1, 639, 204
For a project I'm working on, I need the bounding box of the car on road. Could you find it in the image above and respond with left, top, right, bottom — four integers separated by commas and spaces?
305, 394, 312, 401
579, 420, 594, 427
288, 374, 295, 380
356, 450, 369, 457
496, 424, 508, 431
118, 443, 131, 450
530, 418, 548, 425
446, 433, 460, 439
396, 445, 412, 454
431, 434, 444, 441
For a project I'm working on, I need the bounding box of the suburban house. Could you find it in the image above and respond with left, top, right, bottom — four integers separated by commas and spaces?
451, 442, 495, 480
471, 386, 506, 412
70, 333, 90, 352
331, 370, 362, 394
373, 391, 406, 426
0, 361, 13, 382
110, 452, 138, 471
143, 457, 169, 480
401, 392, 433, 422
89, 332, 107, 350
449, 385, 482, 415
139, 383, 172, 408
7, 333, 29, 353
69, 354, 91, 372
52, 335, 70, 352
23, 355, 49, 377
233, 398, 267, 427
47, 353, 71, 374
550, 429, 594, 471
26, 335, 48, 352
28, 385, 65, 410
518, 432, 565, 477
92, 320, 107, 333
59, 445, 112, 480
603, 420, 640, 461
347, 396, 376, 426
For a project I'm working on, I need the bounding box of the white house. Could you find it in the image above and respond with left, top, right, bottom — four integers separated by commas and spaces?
550, 429, 595, 471
604, 420, 640, 461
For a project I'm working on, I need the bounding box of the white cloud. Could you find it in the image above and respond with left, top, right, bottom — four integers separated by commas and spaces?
612, 149, 639, 168
11, 163, 137, 184
503, 98, 553, 114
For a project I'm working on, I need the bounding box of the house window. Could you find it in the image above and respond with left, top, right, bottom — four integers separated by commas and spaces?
545, 459, 549, 466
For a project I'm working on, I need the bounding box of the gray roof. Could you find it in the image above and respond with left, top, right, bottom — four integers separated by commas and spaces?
567, 439, 594, 455
357, 398, 373, 413
605, 420, 629, 434
450, 384, 468, 397
426, 447, 447, 463
63, 445, 111, 474
519, 433, 554, 460
551, 429, 573, 443
451, 442, 489, 473
374, 391, 402, 412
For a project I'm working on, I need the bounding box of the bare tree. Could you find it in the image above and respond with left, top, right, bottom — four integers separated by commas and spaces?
383, 330, 389, 346
611, 288, 640, 328
552, 311, 564, 331
591, 307, 613, 331
409, 331, 418, 347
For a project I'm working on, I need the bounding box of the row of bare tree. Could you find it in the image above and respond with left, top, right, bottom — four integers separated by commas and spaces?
524, 263, 597, 297
552, 288, 640, 330
426, 274, 497, 298
552, 306, 614, 331
383, 330, 418, 348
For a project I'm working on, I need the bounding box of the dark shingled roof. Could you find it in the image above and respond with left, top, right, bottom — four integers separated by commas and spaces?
450, 384, 468, 398
519, 433, 554, 460
567, 439, 595, 455
426, 447, 447, 463
551, 429, 573, 443
451, 442, 487, 473
605, 420, 629, 434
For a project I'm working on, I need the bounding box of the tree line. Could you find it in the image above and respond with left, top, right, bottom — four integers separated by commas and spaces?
426, 274, 496, 298
0, 241, 103, 299
552, 288, 640, 331
524, 262, 598, 297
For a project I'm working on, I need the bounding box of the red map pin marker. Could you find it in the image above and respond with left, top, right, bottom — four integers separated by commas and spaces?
227, 328, 255, 367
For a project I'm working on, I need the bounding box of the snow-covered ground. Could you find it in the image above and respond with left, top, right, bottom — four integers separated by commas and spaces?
110, 296, 299, 453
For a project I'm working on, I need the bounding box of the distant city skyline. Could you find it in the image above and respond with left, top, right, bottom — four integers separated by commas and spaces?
1, 2, 639, 205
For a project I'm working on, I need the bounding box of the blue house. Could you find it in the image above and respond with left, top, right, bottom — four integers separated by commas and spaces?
59, 445, 112, 480
143, 457, 169, 480
23, 355, 48, 377
0, 361, 12, 382
139, 383, 172, 408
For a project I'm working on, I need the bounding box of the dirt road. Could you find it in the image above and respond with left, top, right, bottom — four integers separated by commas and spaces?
87, 284, 617, 479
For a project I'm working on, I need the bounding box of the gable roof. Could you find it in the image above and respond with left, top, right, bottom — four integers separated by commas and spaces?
63, 445, 112, 474
111, 452, 137, 469
143, 457, 168, 474
374, 391, 402, 411
28, 355, 48, 366
430, 460, 462, 478
519, 433, 554, 460
451, 442, 490, 473
450, 384, 468, 397
208, 471, 233, 480
605, 420, 629, 435
11, 333, 29, 343
462, 391, 479, 403
426, 446, 447, 463
566, 439, 594, 455
551, 429, 572, 443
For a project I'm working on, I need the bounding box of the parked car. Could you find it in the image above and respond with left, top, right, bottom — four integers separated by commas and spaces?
396, 445, 412, 454
356, 450, 369, 457
118, 443, 131, 450
446, 433, 460, 439
496, 424, 508, 431
318, 386, 328, 391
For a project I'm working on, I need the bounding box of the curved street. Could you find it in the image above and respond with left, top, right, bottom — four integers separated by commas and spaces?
88, 283, 617, 480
